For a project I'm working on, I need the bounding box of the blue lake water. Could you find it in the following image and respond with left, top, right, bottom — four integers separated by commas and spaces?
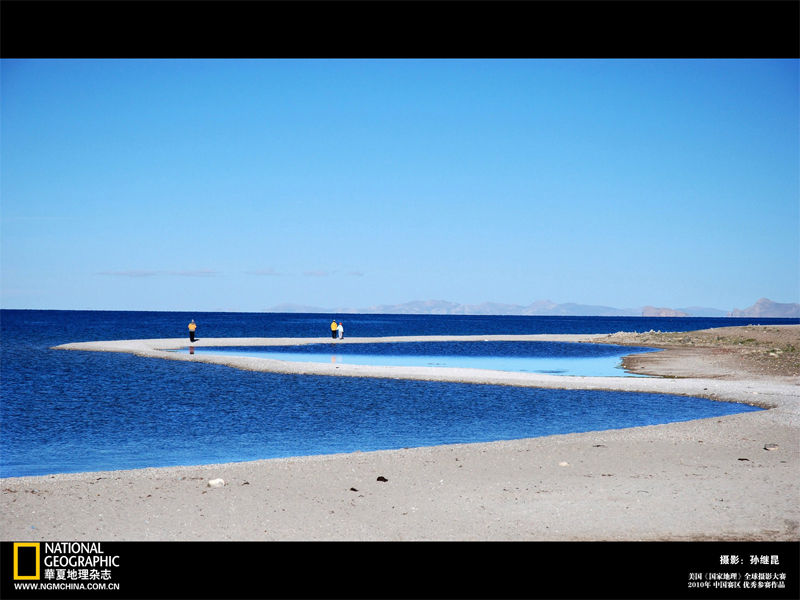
188, 341, 659, 377
3, 310, 792, 478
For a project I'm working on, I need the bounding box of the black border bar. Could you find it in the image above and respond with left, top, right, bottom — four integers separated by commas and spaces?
1, 1, 799, 59
2, 541, 798, 599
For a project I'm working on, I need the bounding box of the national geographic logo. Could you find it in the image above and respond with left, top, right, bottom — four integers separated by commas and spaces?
10, 542, 120, 581
12, 543, 40, 580
5, 541, 123, 597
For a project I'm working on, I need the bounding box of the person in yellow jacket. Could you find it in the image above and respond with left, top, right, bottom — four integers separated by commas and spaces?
331, 319, 338, 339
188, 319, 197, 342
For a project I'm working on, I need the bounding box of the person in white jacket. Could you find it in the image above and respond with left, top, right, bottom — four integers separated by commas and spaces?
337, 322, 344, 339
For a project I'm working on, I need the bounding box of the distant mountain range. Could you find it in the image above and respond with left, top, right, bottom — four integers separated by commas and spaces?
728, 298, 800, 318
267, 297, 799, 318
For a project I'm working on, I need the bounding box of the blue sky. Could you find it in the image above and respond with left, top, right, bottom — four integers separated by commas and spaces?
1, 59, 798, 312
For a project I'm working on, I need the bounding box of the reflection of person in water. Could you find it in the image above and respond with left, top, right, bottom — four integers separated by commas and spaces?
188, 319, 197, 342
337, 321, 344, 339
331, 319, 338, 339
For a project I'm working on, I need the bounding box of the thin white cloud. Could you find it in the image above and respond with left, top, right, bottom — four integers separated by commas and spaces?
303, 270, 329, 277
97, 270, 160, 278
169, 270, 218, 277
98, 270, 220, 278
246, 268, 283, 276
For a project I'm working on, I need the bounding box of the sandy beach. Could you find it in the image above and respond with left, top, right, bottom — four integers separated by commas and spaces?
1, 325, 798, 541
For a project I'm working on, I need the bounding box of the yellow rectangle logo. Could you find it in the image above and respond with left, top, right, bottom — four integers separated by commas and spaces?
13, 543, 40, 580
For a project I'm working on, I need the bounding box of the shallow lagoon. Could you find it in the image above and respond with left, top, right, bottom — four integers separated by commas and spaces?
187, 340, 658, 377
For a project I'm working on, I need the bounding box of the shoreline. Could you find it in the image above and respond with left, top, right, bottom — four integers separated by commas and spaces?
2, 326, 798, 540
52, 332, 798, 409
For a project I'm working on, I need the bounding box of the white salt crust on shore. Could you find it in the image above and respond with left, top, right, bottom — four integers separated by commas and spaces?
1, 333, 797, 541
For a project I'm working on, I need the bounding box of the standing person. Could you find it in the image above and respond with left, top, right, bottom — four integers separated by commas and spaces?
188, 319, 197, 342
337, 321, 344, 340
331, 319, 338, 339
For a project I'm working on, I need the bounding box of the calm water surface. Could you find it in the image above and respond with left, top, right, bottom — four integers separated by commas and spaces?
2, 310, 788, 477
190, 341, 658, 377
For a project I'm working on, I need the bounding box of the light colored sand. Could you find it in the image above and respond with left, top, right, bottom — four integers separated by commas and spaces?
1, 329, 798, 541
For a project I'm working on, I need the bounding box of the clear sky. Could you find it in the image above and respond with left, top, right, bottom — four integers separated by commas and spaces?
1, 59, 798, 312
